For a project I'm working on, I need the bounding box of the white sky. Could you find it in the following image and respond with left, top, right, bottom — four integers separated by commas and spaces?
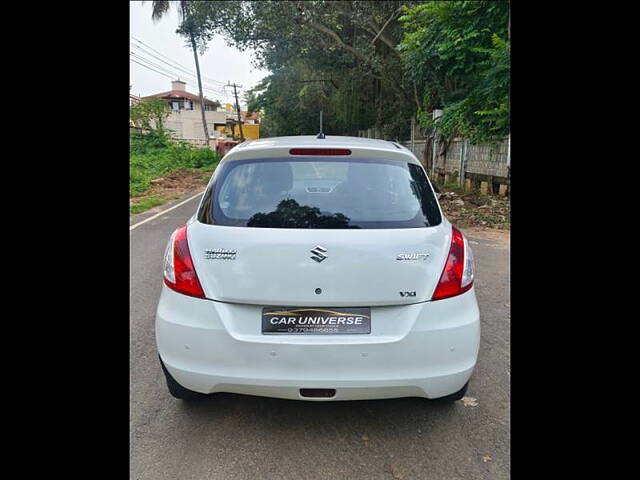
129, 1, 268, 108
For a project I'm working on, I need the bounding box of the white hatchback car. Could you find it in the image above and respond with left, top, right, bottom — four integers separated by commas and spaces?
156, 136, 480, 402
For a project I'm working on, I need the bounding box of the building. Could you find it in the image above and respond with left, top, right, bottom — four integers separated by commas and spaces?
143, 80, 227, 140
216, 118, 260, 141
241, 110, 260, 125
232, 122, 260, 140
238, 110, 260, 139
215, 109, 261, 140
129, 89, 141, 130
129, 93, 141, 106
130, 85, 141, 106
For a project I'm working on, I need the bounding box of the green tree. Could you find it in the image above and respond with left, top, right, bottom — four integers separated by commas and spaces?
173, 0, 510, 154
130, 98, 170, 132
185, 1, 418, 138
399, 0, 510, 144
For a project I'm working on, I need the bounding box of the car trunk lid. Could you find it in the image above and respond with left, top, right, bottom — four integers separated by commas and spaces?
187, 222, 451, 306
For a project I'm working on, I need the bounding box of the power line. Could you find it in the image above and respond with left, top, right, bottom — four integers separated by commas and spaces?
130, 55, 229, 99
131, 43, 199, 80
131, 36, 206, 78
130, 43, 225, 92
130, 35, 227, 86
129, 37, 240, 103
130, 51, 199, 85
130, 50, 225, 93
129, 36, 242, 103
130, 58, 176, 81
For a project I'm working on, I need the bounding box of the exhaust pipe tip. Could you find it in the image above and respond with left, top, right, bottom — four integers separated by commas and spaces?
299, 388, 336, 398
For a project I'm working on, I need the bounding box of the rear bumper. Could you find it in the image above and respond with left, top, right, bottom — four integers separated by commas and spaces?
155, 286, 480, 401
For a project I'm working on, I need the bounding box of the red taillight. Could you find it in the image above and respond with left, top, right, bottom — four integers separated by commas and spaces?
431, 226, 473, 301
163, 225, 205, 298
289, 148, 351, 155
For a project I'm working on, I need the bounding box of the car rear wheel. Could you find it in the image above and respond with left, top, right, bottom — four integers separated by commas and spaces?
430, 381, 469, 403
159, 356, 207, 400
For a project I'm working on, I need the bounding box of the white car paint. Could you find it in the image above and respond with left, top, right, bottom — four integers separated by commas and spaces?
155, 135, 480, 401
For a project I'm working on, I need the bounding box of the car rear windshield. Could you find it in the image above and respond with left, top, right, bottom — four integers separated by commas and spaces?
198, 158, 441, 229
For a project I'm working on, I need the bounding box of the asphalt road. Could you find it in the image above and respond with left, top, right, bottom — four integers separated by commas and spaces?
130, 194, 510, 480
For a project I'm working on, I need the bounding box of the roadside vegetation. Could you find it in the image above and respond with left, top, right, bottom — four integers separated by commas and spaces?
130, 128, 220, 215
130, 130, 219, 195
133, 1, 509, 226
436, 182, 510, 230
183, 1, 509, 160
130, 98, 221, 215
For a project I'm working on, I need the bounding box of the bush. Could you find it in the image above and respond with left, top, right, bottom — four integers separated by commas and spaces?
129, 130, 173, 155
130, 132, 220, 197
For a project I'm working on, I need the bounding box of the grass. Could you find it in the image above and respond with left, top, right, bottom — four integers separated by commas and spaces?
440, 181, 466, 194
130, 196, 166, 215
130, 131, 221, 215
130, 131, 221, 198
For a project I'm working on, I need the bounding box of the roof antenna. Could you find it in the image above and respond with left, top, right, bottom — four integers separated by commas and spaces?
316, 110, 325, 139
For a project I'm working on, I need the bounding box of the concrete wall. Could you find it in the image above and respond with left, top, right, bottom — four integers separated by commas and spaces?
356, 118, 509, 192
165, 105, 227, 140
401, 137, 509, 181
464, 140, 509, 178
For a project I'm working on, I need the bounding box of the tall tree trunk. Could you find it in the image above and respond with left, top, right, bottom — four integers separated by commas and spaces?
190, 34, 210, 144
181, 1, 209, 144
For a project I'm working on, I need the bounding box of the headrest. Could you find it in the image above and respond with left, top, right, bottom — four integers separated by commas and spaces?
345, 162, 386, 189
253, 162, 293, 193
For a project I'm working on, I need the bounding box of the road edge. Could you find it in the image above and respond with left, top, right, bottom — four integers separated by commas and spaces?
130, 189, 204, 231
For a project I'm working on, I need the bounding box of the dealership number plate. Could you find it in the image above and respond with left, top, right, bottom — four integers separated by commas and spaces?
262, 307, 371, 334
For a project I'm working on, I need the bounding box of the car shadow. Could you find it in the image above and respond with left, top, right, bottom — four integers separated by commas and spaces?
132, 390, 482, 480
176, 392, 462, 438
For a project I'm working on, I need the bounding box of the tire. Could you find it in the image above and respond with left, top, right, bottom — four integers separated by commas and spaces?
159, 356, 207, 400
431, 381, 469, 403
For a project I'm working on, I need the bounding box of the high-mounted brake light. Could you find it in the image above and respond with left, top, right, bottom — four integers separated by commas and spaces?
163, 225, 205, 298
289, 148, 351, 156
431, 226, 474, 301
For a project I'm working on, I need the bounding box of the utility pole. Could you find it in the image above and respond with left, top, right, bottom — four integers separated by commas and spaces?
410, 117, 415, 154
431, 109, 443, 179
228, 82, 244, 141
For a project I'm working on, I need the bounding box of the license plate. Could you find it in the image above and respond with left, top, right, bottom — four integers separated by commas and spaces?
262, 307, 371, 334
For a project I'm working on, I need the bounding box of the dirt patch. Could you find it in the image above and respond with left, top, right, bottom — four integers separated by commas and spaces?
463, 227, 510, 248
138, 168, 213, 199
437, 188, 510, 230
130, 168, 214, 215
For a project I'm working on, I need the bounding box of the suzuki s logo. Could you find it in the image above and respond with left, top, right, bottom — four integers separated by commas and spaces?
310, 245, 328, 263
